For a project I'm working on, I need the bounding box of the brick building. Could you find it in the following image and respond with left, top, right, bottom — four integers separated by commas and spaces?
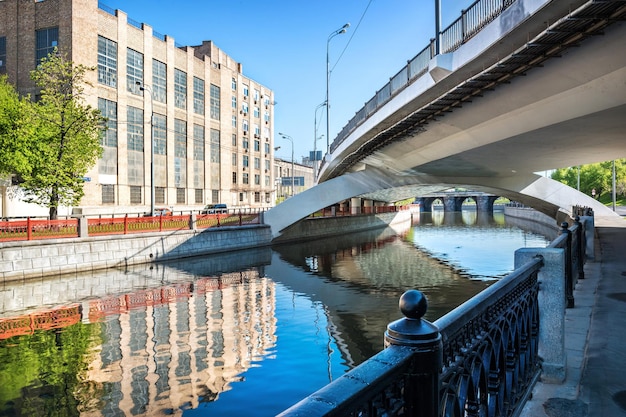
0, 0, 276, 216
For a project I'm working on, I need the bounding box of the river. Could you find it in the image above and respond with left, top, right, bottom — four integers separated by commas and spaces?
0, 209, 553, 416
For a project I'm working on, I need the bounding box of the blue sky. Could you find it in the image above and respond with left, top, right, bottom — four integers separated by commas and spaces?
102, 0, 473, 162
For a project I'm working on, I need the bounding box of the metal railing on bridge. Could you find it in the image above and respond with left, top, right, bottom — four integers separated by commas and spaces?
326, 0, 517, 159
278, 215, 591, 416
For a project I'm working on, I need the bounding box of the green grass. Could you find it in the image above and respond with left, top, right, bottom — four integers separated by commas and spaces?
598, 194, 626, 206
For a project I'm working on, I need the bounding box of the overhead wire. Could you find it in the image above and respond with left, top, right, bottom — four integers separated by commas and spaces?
330, 0, 374, 73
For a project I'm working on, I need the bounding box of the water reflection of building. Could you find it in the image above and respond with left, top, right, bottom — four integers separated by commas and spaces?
83, 271, 276, 416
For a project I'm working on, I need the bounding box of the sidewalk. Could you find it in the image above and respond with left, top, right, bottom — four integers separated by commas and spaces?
520, 218, 626, 417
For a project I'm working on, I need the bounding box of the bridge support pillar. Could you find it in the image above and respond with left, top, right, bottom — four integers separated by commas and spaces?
477, 195, 498, 212
363, 199, 374, 214
350, 197, 361, 215
515, 248, 566, 383
443, 196, 463, 212
414, 197, 425, 212
422, 198, 435, 212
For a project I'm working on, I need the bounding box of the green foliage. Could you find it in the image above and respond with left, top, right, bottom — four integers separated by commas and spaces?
0, 76, 34, 176
394, 197, 415, 206
17, 49, 105, 219
0, 322, 103, 416
551, 160, 626, 202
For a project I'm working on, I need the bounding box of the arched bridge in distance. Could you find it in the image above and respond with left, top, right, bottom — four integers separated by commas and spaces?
265, 0, 626, 239
415, 191, 500, 212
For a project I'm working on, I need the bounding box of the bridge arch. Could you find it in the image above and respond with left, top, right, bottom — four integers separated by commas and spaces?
263, 167, 619, 239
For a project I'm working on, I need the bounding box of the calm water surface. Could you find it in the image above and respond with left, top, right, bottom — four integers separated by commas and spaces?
0, 210, 552, 416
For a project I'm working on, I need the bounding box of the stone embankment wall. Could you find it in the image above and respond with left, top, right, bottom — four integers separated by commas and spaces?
0, 210, 415, 283
0, 225, 272, 284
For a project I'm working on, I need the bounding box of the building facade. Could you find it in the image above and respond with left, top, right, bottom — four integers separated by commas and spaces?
273, 158, 315, 202
0, 0, 275, 216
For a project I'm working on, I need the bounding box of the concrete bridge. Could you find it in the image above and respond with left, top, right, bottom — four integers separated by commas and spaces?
415, 191, 499, 212
266, 0, 626, 239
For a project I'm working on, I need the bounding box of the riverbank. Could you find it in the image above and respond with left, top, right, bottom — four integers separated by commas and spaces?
0, 210, 414, 284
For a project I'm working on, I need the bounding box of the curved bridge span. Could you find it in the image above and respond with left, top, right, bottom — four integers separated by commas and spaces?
266, 0, 626, 239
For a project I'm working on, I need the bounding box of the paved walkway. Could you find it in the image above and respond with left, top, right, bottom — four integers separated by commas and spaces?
520, 216, 626, 417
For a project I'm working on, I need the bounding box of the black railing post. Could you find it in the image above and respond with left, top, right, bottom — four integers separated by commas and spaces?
561, 222, 574, 308
574, 216, 585, 280
385, 290, 442, 416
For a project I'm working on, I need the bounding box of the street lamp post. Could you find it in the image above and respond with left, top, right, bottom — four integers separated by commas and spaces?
137, 81, 155, 216
326, 23, 350, 154
314, 101, 326, 178
279, 133, 295, 197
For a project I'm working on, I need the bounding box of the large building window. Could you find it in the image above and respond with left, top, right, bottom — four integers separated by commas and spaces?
175, 119, 187, 159
102, 185, 115, 204
210, 129, 220, 163
97, 98, 117, 175
130, 186, 142, 204
176, 188, 185, 204
210, 84, 220, 120
193, 124, 204, 161
152, 59, 166, 103
127, 106, 144, 151
0, 37, 6, 74
98, 98, 117, 147
174, 119, 187, 187
174, 69, 187, 109
126, 48, 143, 94
97, 36, 117, 87
36, 27, 58, 63
155, 187, 165, 204
193, 77, 205, 115
153, 113, 166, 155
127, 106, 144, 185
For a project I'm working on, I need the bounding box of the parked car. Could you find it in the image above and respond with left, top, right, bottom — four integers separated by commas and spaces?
145, 207, 173, 217
201, 204, 228, 214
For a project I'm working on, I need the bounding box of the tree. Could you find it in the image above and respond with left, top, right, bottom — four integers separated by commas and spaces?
20, 50, 104, 219
551, 160, 626, 200
0, 76, 34, 177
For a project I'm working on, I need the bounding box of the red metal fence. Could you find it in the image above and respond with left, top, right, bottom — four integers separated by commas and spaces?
0, 304, 82, 340
0, 205, 409, 242
0, 211, 262, 242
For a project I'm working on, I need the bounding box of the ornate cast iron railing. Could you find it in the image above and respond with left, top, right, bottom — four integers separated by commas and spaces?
278, 215, 592, 416
278, 256, 543, 417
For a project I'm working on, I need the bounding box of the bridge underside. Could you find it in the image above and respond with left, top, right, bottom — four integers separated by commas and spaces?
264, 167, 618, 239
265, 3, 625, 239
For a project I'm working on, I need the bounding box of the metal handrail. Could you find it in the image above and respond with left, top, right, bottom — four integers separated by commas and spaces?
278, 215, 592, 416
324, 0, 517, 166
